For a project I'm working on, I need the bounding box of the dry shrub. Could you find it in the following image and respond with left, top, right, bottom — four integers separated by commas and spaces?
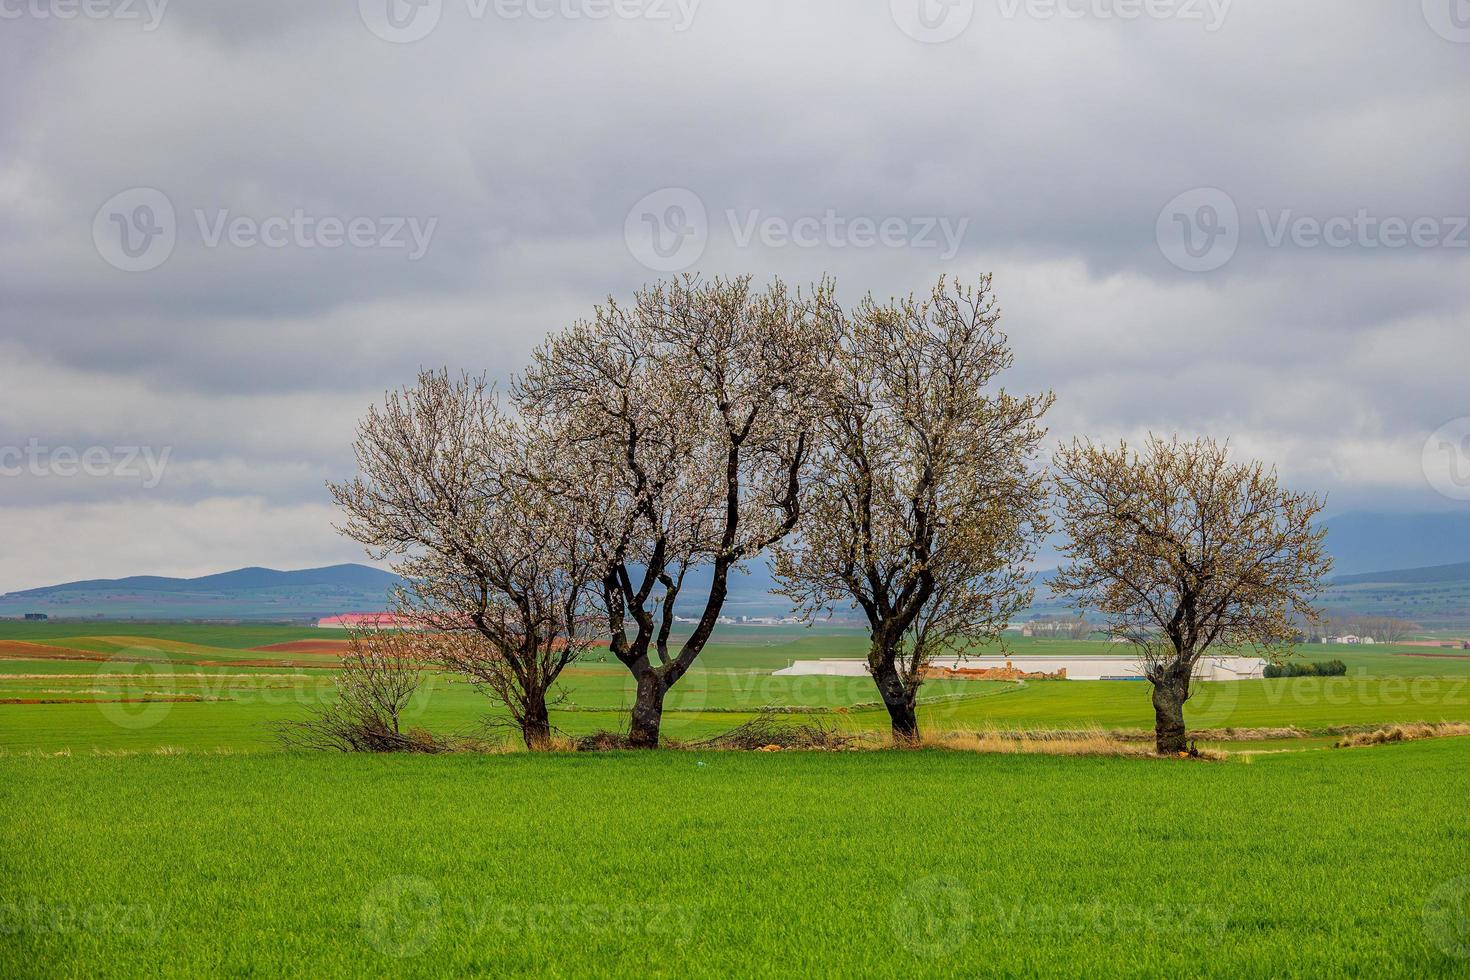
575, 730, 632, 752
531, 734, 580, 753
463, 726, 575, 753
690, 711, 857, 751
278, 713, 454, 754
1334, 722, 1470, 748
926, 726, 1225, 760
1188, 726, 1309, 741
275, 629, 446, 754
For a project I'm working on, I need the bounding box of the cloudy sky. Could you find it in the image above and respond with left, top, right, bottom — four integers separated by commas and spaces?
1, 0, 1468, 591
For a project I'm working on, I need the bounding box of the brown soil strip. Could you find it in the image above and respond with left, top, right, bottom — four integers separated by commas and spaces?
0, 695, 211, 705
0, 641, 342, 670
0, 672, 321, 680
190, 658, 339, 669
248, 640, 352, 654
0, 641, 113, 661
1393, 652, 1470, 660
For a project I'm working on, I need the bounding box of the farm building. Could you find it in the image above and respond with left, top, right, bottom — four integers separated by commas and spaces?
316, 612, 410, 630
772, 655, 1267, 681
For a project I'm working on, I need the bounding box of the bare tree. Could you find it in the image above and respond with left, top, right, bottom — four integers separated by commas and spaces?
278, 629, 436, 753
1025, 614, 1095, 639
1065, 615, 1094, 640
330, 371, 600, 749
1344, 615, 1420, 644
772, 276, 1052, 743
516, 275, 835, 748
1051, 435, 1331, 754
417, 449, 603, 747
1295, 612, 1333, 643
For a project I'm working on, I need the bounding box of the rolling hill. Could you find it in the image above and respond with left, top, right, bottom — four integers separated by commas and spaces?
1321, 559, 1470, 630
0, 564, 403, 622
1331, 560, 1470, 587
1319, 511, 1470, 576
5, 564, 400, 597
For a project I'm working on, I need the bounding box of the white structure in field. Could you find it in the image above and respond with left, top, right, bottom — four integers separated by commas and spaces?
771, 655, 1267, 681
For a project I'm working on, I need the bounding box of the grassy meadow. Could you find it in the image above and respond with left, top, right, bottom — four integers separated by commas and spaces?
4, 741, 1470, 977
4, 621, 1470, 976
2, 621, 1470, 753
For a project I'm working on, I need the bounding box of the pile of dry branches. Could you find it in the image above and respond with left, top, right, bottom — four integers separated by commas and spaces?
690, 711, 857, 751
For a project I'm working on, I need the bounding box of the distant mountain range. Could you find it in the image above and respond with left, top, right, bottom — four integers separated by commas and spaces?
1321, 558, 1470, 629
5, 564, 401, 598
3, 511, 1469, 623
0, 564, 404, 622
1331, 561, 1470, 587
1319, 512, 1470, 576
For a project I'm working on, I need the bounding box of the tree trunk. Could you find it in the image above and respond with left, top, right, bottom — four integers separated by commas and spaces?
885, 698, 919, 745
1151, 670, 1190, 755
871, 656, 919, 745
521, 694, 552, 750
627, 668, 668, 749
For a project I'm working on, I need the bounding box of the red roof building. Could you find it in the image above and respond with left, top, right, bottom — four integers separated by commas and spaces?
315, 612, 408, 630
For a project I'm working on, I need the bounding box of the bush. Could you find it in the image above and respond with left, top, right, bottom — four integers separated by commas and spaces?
575, 730, 632, 752
275, 629, 442, 753
1264, 659, 1348, 678
277, 708, 452, 753
690, 711, 856, 751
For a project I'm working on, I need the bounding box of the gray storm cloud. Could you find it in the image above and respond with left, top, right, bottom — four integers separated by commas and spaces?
0, 0, 1466, 590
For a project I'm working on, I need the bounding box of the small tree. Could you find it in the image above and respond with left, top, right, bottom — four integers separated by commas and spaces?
516, 275, 834, 748
1065, 615, 1094, 640
1051, 435, 1331, 754
278, 629, 435, 752
772, 276, 1052, 743
1348, 616, 1420, 644
416, 453, 603, 748
330, 371, 600, 749
1024, 614, 1094, 639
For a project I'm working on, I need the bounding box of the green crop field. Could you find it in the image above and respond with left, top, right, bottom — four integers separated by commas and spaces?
4, 742, 1470, 977
5, 622, 1470, 976
3, 622, 1470, 753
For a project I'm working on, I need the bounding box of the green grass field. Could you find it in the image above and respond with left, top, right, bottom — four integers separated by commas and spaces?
4, 741, 1470, 977
5, 622, 1470, 975
2, 622, 1469, 753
